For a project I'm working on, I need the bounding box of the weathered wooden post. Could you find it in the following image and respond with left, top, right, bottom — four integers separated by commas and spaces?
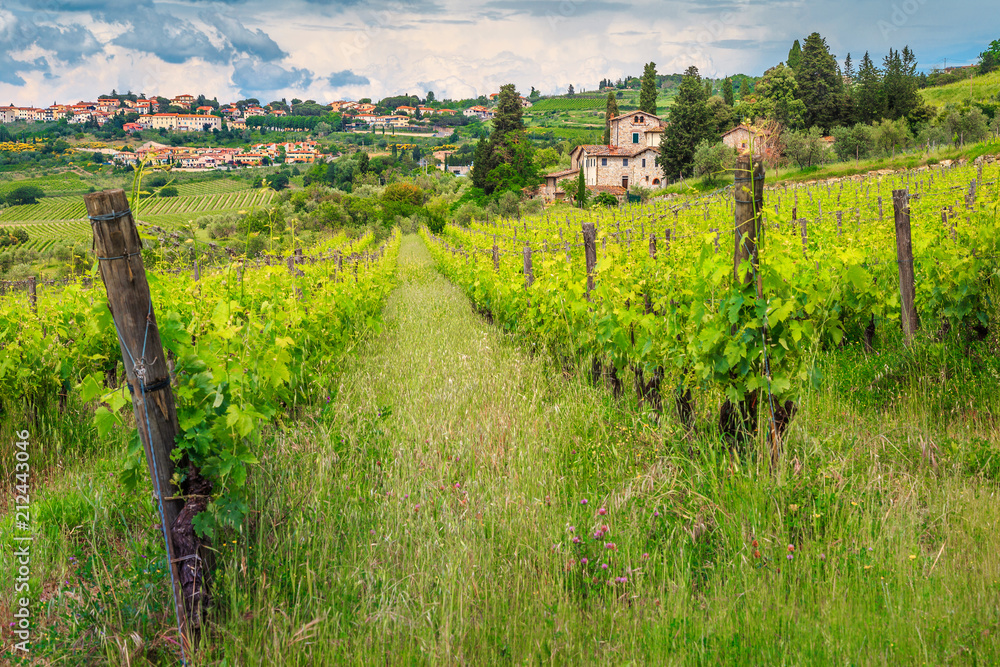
523, 244, 533, 288
85, 189, 201, 653
27, 276, 37, 313
893, 189, 918, 342
733, 155, 763, 290
492, 236, 500, 271
582, 222, 597, 300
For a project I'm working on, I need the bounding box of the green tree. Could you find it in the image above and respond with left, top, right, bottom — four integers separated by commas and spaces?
722, 78, 735, 106
603, 92, 620, 144
754, 63, 806, 128
470, 83, 536, 196
855, 52, 885, 123
787, 39, 803, 73
784, 126, 827, 168
872, 117, 912, 155
574, 168, 588, 208
843, 53, 855, 83
832, 123, 877, 162
639, 62, 658, 114
707, 95, 736, 135
796, 32, 846, 132
979, 39, 1000, 74
658, 66, 713, 181
4, 185, 45, 206
692, 140, 736, 184
882, 47, 920, 120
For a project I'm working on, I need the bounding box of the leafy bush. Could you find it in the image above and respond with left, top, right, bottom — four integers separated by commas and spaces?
158, 186, 179, 197
236, 207, 286, 235
4, 184, 45, 206
0, 226, 29, 247
594, 192, 618, 207
382, 181, 424, 205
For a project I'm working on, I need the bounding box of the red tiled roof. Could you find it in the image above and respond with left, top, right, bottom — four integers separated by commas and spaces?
575, 144, 655, 158
545, 168, 579, 179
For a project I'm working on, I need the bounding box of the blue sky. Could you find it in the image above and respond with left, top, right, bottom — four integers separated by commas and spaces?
0, 0, 993, 105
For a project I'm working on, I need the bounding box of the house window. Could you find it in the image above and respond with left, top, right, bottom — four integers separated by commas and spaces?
642, 159, 646, 168
601, 158, 607, 166
632, 132, 639, 144
623, 158, 628, 166
636, 116, 643, 123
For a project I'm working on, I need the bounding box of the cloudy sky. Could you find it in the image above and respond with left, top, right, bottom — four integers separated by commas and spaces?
0, 0, 992, 105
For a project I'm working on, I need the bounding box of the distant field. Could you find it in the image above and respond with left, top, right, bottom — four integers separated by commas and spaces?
529, 97, 606, 112
0, 172, 91, 197
920, 70, 1000, 107
0, 186, 274, 249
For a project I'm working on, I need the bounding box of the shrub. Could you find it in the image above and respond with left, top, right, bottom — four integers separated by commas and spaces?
0, 227, 29, 247
382, 181, 424, 205
158, 186, 179, 197
594, 192, 618, 207
452, 202, 485, 227
692, 140, 737, 182
4, 185, 45, 206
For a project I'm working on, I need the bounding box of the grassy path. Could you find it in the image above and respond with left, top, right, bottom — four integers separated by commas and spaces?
206, 234, 1000, 665
209, 234, 637, 664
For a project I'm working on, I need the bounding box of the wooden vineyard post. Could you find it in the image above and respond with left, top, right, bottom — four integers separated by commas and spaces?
733, 155, 763, 290
893, 189, 918, 342
492, 236, 500, 271
731, 156, 779, 462
84, 189, 198, 654
27, 276, 37, 313
582, 222, 597, 300
523, 244, 533, 288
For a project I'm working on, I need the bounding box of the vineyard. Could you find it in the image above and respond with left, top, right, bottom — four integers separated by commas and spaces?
0, 187, 275, 250
0, 160, 998, 664
528, 97, 608, 112
425, 156, 1000, 442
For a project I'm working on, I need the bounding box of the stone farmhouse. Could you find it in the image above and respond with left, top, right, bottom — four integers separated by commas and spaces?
541, 110, 667, 202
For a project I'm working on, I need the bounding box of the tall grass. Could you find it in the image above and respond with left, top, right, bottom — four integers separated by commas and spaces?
3, 235, 998, 664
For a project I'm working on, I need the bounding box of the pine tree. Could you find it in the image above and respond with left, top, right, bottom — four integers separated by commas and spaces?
568, 84, 575, 95
639, 62, 658, 114
723, 78, 734, 106
658, 65, 713, 181
843, 53, 855, 82
704, 80, 712, 98
470, 83, 535, 196
855, 51, 885, 124
603, 92, 619, 145
787, 39, 803, 73
796, 32, 845, 132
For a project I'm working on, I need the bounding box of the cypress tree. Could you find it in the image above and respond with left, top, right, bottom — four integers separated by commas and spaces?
639, 62, 658, 114
787, 39, 803, 73
604, 92, 619, 145
575, 168, 588, 208
796, 32, 845, 132
658, 65, 713, 181
723, 78, 734, 106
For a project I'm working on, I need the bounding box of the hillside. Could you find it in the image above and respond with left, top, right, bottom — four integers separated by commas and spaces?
919, 69, 1000, 107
